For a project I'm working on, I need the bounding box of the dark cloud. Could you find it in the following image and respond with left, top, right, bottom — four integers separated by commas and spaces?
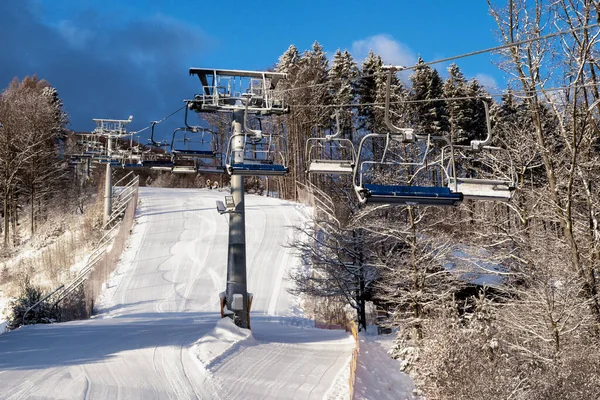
0, 0, 209, 142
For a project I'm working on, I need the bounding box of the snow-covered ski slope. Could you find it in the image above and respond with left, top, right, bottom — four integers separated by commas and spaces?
0, 187, 354, 400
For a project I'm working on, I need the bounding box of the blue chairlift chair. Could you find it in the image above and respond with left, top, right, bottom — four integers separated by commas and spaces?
353, 132, 462, 206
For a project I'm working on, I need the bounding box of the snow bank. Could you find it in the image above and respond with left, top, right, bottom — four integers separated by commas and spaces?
324, 354, 353, 400
191, 318, 255, 369
0, 293, 11, 335
353, 334, 416, 400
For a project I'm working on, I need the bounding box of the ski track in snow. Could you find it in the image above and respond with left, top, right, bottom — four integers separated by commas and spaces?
0, 187, 355, 399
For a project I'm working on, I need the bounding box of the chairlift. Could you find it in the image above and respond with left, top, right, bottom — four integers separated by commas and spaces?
170, 127, 219, 159
353, 67, 462, 206
96, 158, 123, 167
306, 111, 356, 175
143, 159, 174, 171
123, 162, 145, 169
353, 132, 462, 206
447, 101, 516, 201
197, 164, 226, 174
224, 99, 288, 176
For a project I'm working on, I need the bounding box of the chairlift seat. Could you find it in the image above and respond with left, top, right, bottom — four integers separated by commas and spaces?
308, 160, 354, 175
197, 165, 225, 174
124, 163, 145, 169
172, 165, 197, 174
143, 160, 175, 171
360, 184, 463, 206
97, 159, 122, 167
448, 178, 514, 201
228, 163, 288, 176
172, 149, 216, 158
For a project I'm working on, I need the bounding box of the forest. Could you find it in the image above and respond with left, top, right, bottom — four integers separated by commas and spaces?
1, 0, 599, 398
269, 1, 600, 398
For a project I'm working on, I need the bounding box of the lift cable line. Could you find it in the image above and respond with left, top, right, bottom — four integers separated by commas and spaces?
276, 22, 600, 96
128, 104, 187, 136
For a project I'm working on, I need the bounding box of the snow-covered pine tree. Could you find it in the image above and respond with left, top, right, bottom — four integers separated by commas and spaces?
442, 63, 472, 144
276, 44, 300, 76
467, 78, 490, 142
409, 56, 448, 135
296, 41, 330, 113
275, 42, 331, 198
356, 50, 383, 134
328, 49, 358, 140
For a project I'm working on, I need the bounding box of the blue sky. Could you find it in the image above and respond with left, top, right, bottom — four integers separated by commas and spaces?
0, 0, 505, 139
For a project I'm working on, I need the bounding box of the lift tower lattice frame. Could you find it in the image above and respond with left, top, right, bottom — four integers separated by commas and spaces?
92, 116, 133, 227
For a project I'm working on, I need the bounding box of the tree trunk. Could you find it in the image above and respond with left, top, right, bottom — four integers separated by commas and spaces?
3, 187, 8, 246
30, 186, 35, 237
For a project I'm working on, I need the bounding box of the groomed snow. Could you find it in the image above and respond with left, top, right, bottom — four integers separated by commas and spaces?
0, 187, 355, 399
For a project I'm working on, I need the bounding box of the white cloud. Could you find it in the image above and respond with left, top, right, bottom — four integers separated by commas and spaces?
57, 20, 91, 49
474, 73, 499, 91
351, 34, 417, 67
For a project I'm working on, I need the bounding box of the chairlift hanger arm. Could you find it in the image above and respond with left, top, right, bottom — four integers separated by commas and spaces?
244, 97, 262, 140
184, 102, 195, 129
148, 121, 162, 147
383, 68, 414, 142
326, 110, 342, 140
469, 100, 493, 151
170, 127, 188, 150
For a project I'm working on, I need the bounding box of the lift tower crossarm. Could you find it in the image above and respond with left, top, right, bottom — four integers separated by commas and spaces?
189, 68, 287, 88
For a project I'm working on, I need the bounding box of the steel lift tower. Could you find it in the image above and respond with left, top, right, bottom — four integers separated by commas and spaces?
189, 68, 288, 328
92, 116, 134, 226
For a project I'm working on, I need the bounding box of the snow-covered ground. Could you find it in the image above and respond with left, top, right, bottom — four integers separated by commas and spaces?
353, 334, 416, 400
0, 187, 359, 399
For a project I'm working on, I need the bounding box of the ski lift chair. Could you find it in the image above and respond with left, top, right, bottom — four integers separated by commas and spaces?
225, 131, 288, 176
172, 159, 197, 174
447, 101, 516, 201
306, 111, 356, 175
224, 98, 288, 176
353, 67, 462, 206
353, 132, 462, 206
170, 127, 219, 159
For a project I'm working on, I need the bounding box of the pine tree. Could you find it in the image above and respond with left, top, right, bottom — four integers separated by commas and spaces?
467, 79, 490, 142
275, 42, 331, 198
409, 56, 448, 134
357, 50, 383, 133
442, 63, 472, 144
276, 44, 300, 76
328, 49, 358, 139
